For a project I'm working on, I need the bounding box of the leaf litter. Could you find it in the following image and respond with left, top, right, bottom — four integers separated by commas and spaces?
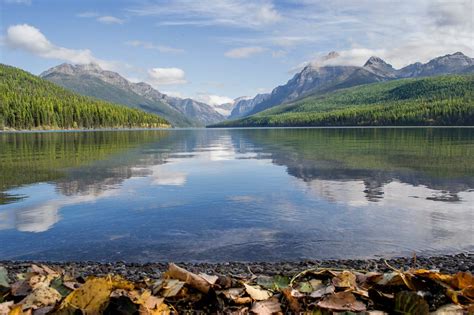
0, 262, 472, 314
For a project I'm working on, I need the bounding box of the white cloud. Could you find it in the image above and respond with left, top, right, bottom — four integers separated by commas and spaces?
76, 11, 99, 18
125, 40, 184, 54
196, 94, 234, 106
147, 67, 187, 86
5, 24, 117, 69
162, 91, 185, 98
225, 46, 265, 58
271, 50, 287, 58
150, 167, 187, 186
77, 12, 125, 25
97, 16, 125, 25
128, 0, 281, 29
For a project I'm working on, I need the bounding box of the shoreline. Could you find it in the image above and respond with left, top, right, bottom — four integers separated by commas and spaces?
2, 253, 472, 282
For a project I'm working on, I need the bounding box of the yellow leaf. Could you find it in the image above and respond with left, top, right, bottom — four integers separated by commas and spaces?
332, 270, 356, 288
244, 284, 272, 301
59, 278, 113, 315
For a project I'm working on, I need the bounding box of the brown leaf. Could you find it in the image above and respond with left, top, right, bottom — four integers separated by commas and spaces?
450, 272, 474, 290
332, 270, 357, 289
282, 288, 301, 313
161, 279, 185, 297
317, 291, 366, 312
250, 297, 282, 315
461, 285, 474, 300
166, 263, 211, 293
310, 284, 335, 298
11, 281, 31, 297
199, 273, 219, 286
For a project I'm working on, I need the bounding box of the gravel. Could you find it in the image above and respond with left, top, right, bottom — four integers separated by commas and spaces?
1, 253, 472, 281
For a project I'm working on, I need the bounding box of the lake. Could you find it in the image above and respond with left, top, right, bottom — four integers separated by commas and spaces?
0, 128, 472, 262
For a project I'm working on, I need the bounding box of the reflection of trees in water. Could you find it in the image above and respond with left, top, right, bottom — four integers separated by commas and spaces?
230, 128, 473, 202
1, 128, 473, 205
0, 131, 171, 203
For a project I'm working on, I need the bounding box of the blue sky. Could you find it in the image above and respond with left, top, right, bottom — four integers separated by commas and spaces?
1, 0, 473, 105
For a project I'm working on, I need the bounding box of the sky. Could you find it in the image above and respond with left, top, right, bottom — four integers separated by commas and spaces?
1, 0, 473, 105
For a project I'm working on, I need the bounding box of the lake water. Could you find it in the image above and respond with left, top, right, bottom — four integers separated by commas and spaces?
0, 128, 472, 262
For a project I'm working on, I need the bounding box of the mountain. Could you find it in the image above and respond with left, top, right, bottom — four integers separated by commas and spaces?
210, 74, 474, 127
210, 102, 235, 117
0, 64, 169, 130
400, 52, 474, 77
40, 63, 224, 127
126, 81, 225, 126
238, 52, 474, 118
230, 93, 270, 119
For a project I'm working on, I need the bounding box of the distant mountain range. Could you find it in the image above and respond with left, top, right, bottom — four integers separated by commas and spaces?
229, 52, 474, 119
36, 52, 474, 127
40, 63, 225, 127
213, 74, 474, 127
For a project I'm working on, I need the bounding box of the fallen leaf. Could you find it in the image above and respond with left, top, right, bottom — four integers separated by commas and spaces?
332, 270, 357, 289
461, 285, 474, 300
297, 281, 313, 293
162, 279, 185, 297
317, 291, 366, 312
250, 297, 281, 315
256, 275, 289, 291
0, 267, 9, 290
166, 263, 210, 294
272, 275, 289, 291
29, 265, 45, 275
199, 273, 219, 286
50, 277, 73, 297
413, 269, 453, 284
256, 276, 273, 290
20, 286, 62, 310
11, 281, 31, 297
244, 284, 272, 301
282, 288, 300, 313
6, 305, 25, 315
431, 303, 464, 314
219, 288, 245, 300
310, 284, 335, 298
139, 294, 170, 315
0, 301, 13, 314
290, 289, 304, 298
59, 277, 114, 314
394, 291, 429, 315
450, 272, 474, 290
309, 279, 324, 290
376, 272, 404, 286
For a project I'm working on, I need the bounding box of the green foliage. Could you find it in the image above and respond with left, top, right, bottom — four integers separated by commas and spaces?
0, 64, 170, 130
213, 75, 474, 127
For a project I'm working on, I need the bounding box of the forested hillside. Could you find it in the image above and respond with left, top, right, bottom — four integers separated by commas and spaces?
0, 64, 170, 130
211, 75, 474, 127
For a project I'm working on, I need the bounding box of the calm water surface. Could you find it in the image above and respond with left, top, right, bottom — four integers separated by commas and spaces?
0, 128, 472, 262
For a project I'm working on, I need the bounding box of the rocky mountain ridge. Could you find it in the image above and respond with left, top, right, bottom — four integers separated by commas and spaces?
40, 64, 224, 127
239, 52, 474, 117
